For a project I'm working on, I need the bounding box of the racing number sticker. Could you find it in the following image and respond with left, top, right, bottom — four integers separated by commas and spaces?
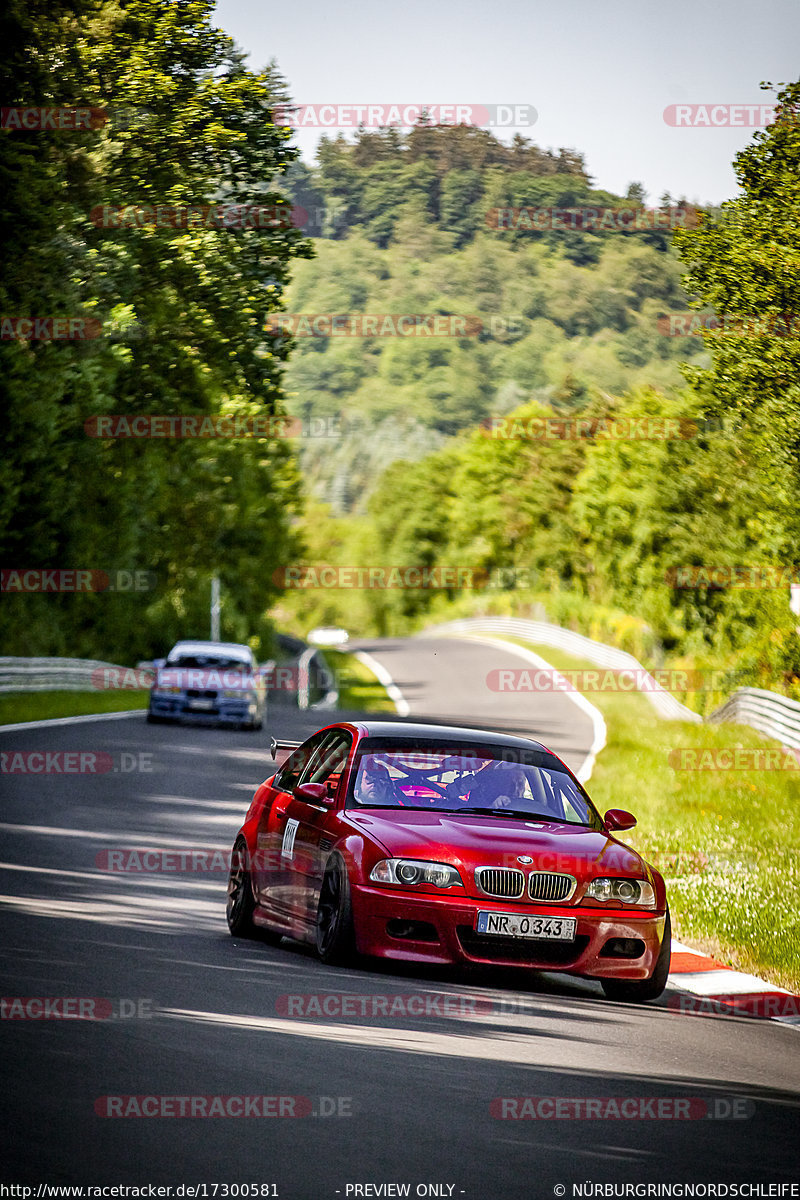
281, 818, 300, 859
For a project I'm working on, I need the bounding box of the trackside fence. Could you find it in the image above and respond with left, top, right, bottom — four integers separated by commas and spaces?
0, 649, 338, 711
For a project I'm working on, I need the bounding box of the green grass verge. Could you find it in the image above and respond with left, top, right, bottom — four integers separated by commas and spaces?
492, 636, 800, 991
323, 649, 397, 713
0, 690, 150, 725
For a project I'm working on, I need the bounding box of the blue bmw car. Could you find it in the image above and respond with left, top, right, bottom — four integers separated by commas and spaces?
147, 640, 266, 730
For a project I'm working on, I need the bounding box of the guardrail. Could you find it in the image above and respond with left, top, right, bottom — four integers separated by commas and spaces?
421, 616, 702, 722
0, 657, 132, 692
708, 687, 800, 750
1, 649, 339, 712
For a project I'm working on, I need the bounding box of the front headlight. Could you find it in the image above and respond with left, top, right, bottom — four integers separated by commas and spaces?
370, 858, 462, 888
222, 689, 253, 699
584, 877, 656, 906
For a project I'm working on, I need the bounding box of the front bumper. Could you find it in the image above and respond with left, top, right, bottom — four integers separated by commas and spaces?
352, 883, 666, 980
148, 695, 260, 725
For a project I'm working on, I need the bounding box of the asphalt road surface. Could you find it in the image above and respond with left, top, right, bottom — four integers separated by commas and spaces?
1, 636, 798, 1197
349, 636, 597, 775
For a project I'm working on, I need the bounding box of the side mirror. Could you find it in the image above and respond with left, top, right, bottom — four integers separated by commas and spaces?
604, 808, 637, 832
294, 782, 330, 805
152, 659, 166, 670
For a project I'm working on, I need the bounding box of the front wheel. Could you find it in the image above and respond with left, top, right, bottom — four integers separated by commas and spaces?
316, 855, 356, 965
601, 908, 671, 1003
226, 839, 256, 937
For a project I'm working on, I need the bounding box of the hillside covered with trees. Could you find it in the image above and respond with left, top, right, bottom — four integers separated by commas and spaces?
277, 89, 800, 699
280, 125, 706, 510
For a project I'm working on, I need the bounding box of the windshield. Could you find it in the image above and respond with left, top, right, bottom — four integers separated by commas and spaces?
166, 654, 249, 671
347, 740, 601, 828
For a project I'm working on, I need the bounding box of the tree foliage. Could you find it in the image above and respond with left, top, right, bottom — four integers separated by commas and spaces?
1, 0, 311, 660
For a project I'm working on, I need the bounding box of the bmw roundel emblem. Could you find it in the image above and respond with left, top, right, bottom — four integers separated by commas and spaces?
517, 855, 533, 864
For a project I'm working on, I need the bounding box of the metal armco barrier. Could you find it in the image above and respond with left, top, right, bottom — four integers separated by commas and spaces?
708, 687, 800, 750
0, 656, 130, 692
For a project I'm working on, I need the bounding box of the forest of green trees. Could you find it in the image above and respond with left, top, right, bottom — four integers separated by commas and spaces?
276, 90, 800, 699
1, 0, 310, 660
1, 0, 798, 699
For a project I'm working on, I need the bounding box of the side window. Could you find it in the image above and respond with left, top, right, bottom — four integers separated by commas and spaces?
302, 731, 353, 795
274, 732, 328, 793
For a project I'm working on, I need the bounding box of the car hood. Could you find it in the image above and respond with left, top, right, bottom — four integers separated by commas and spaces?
346, 808, 649, 884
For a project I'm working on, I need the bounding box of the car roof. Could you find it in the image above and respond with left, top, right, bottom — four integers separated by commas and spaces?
337, 720, 550, 754
167, 640, 252, 658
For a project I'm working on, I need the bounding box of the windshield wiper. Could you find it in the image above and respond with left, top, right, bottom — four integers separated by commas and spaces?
458, 806, 561, 821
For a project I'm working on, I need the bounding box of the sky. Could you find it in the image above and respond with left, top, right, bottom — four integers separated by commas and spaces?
212, 0, 799, 206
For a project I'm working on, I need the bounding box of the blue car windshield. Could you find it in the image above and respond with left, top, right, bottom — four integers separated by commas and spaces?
167, 655, 249, 671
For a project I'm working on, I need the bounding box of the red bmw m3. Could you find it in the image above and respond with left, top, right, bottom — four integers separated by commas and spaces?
226, 721, 671, 1002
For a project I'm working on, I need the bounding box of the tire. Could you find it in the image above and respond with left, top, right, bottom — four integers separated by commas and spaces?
315, 854, 356, 965
226, 839, 256, 937
602, 908, 671, 1003
146, 712, 163, 724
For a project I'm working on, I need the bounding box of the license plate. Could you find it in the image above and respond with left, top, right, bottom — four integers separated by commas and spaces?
476, 912, 576, 940
188, 698, 214, 711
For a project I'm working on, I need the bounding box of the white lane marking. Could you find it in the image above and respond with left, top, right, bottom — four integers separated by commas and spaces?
665, 969, 788, 996
352, 650, 410, 717
0, 710, 144, 733
670, 940, 708, 957
431, 633, 606, 783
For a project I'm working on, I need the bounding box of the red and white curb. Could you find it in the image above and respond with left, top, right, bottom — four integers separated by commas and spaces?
666, 940, 800, 1026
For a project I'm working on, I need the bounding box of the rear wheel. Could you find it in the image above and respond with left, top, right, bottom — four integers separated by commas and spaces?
226, 839, 256, 937
602, 908, 671, 1003
316, 855, 356, 965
